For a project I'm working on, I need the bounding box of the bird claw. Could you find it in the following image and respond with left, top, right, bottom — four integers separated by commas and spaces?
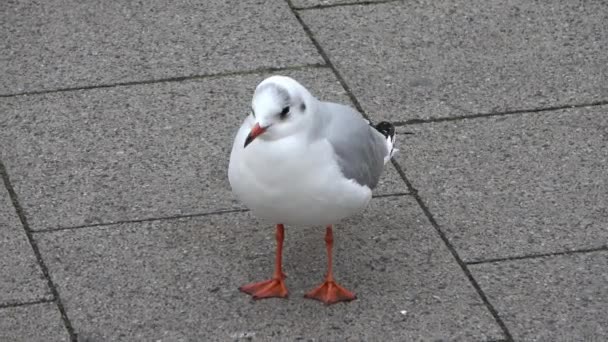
304, 280, 356, 305
239, 278, 288, 299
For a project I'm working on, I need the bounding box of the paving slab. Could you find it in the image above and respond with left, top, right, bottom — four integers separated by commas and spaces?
0, 0, 321, 94
0, 186, 51, 305
300, 0, 608, 122
395, 106, 608, 262
470, 251, 608, 341
36, 196, 503, 341
1, 67, 407, 231
0, 302, 70, 342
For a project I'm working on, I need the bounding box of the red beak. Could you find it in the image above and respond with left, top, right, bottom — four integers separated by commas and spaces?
244, 123, 267, 148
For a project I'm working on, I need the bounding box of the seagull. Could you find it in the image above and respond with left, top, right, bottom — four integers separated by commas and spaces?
228, 75, 397, 305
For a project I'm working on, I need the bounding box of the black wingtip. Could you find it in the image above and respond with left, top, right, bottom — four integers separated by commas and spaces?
374, 121, 395, 139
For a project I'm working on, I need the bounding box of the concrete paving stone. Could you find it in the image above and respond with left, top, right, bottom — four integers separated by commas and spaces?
374, 163, 408, 197
395, 106, 608, 262
470, 251, 608, 341
36, 196, 503, 341
293, 0, 389, 9
0, 0, 322, 94
0, 302, 70, 342
300, 0, 608, 122
0, 186, 51, 305
0, 67, 406, 231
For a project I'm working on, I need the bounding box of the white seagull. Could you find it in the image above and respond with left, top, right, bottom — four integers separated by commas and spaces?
228, 75, 396, 304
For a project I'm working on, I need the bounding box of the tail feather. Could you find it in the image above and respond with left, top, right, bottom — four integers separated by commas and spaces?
373, 121, 398, 164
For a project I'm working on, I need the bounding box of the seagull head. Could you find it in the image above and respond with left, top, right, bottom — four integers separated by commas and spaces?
244, 76, 315, 148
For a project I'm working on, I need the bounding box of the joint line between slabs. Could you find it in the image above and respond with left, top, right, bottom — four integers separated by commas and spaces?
0, 161, 78, 342
0, 63, 328, 98
0, 298, 55, 310
390, 159, 515, 342
285, 0, 371, 122
32, 208, 251, 233
372, 192, 412, 198
466, 246, 608, 265
32, 192, 409, 234
295, 0, 404, 11
393, 100, 608, 126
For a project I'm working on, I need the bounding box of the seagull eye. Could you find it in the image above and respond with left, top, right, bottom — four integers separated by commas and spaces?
279, 106, 290, 120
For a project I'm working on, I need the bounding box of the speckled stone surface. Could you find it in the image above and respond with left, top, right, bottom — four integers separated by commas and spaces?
36, 196, 503, 341
0, 186, 51, 305
470, 251, 608, 341
0, 302, 69, 342
395, 106, 608, 262
300, 0, 608, 121
0, 0, 322, 94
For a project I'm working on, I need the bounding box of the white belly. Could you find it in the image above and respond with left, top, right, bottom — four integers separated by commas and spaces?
228, 123, 371, 227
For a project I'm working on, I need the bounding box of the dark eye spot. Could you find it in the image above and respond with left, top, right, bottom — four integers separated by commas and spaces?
300, 103, 306, 111
279, 106, 290, 119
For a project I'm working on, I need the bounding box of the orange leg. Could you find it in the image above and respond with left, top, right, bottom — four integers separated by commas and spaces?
239, 224, 288, 299
304, 225, 356, 304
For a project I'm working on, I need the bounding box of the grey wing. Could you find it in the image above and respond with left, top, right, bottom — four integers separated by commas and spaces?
319, 102, 389, 189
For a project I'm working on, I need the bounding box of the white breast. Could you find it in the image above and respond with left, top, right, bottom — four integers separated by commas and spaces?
228, 120, 372, 227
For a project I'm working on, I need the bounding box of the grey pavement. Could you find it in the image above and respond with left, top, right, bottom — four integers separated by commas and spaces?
0, 303, 69, 342
1, 0, 606, 341
0, 185, 51, 304
300, 0, 608, 122
470, 251, 608, 342
0, 0, 321, 94
34, 197, 502, 341
396, 107, 608, 262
